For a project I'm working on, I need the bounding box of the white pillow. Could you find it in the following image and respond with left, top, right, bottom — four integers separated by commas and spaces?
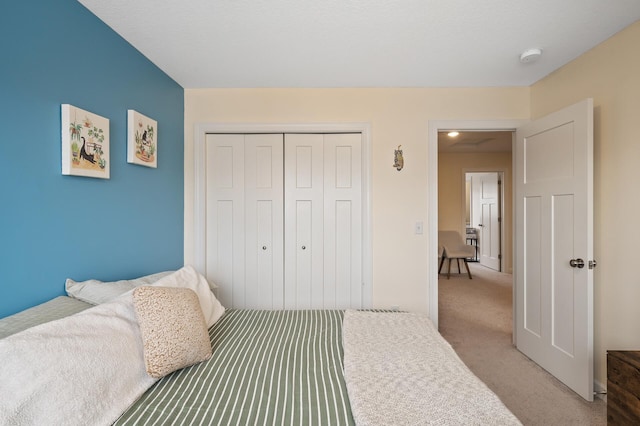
150, 266, 225, 328
65, 271, 173, 305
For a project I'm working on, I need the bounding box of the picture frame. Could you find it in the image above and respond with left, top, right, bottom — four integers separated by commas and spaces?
61, 104, 110, 179
127, 110, 157, 168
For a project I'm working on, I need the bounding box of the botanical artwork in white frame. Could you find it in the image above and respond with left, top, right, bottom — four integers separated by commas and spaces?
61, 104, 110, 179
127, 110, 157, 168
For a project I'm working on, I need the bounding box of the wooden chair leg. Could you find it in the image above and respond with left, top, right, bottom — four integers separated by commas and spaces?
439, 255, 446, 274
447, 258, 452, 279
456, 258, 461, 273
464, 259, 472, 279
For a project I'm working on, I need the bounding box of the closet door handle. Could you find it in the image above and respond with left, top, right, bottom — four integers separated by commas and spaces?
262, 246, 267, 250
301, 246, 306, 250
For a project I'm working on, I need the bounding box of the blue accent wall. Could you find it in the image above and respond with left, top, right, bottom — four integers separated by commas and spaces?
0, 1, 184, 317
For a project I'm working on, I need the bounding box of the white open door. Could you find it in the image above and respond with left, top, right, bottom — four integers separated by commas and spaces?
476, 172, 501, 271
515, 99, 594, 401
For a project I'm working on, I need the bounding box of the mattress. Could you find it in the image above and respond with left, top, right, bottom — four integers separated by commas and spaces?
0, 296, 92, 339
115, 309, 354, 426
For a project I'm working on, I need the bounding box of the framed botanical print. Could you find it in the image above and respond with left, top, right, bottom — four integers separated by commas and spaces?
127, 110, 157, 168
61, 104, 110, 179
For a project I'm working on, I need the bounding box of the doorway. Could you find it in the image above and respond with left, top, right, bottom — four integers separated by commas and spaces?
427, 119, 524, 329
429, 101, 595, 402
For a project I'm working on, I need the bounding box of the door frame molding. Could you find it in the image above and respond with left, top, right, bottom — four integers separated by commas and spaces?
193, 122, 373, 308
427, 119, 526, 329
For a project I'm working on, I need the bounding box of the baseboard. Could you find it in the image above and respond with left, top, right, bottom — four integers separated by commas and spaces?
594, 379, 607, 402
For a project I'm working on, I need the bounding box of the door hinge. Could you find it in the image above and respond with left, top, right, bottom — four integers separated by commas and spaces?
589, 260, 597, 269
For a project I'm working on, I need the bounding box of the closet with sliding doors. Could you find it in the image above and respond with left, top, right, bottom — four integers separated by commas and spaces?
203, 132, 363, 310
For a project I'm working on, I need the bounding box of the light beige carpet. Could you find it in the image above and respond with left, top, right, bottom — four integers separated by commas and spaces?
438, 262, 606, 425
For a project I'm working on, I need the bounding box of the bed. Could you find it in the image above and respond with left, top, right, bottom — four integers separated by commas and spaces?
0, 267, 521, 426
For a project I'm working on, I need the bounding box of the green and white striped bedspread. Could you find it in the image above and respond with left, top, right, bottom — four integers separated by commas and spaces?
115, 309, 354, 426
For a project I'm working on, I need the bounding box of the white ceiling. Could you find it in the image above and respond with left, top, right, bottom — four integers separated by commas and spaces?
77, 0, 640, 89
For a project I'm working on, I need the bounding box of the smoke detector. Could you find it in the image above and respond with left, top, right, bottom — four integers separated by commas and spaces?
520, 48, 542, 63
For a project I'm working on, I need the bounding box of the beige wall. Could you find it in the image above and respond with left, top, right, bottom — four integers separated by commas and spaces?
531, 20, 640, 388
183, 17, 640, 396
184, 88, 529, 313
438, 151, 513, 272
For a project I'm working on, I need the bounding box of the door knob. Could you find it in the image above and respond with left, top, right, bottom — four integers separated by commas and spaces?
569, 258, 585, 268
301, 246, 306, 250
262, 246, 267, 250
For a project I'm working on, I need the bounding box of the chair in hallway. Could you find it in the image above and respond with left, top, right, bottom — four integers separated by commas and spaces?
438, 230, 476, 279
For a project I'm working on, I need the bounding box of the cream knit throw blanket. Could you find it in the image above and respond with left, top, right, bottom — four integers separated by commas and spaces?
342, 310, 522, 425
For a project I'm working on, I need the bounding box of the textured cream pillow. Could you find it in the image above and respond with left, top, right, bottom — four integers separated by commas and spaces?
133, 286, 212, 378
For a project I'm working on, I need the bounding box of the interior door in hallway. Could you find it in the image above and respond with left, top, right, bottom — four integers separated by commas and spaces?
515, 99, 594, 401
475, 172, 501, 271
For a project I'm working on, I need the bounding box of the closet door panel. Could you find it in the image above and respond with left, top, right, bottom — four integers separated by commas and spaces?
244, 134, 284, 309
205, 134, 245, 308
251, 200, 274, 309
294, 200, 313, 307
213, 202, 234, 308
284, 134, 324, 309
333, 200, 353, 307
324, 134, 363, 309
295, 145, 313, 188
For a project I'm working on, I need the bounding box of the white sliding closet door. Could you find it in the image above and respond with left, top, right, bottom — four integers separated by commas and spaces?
284, 133, 362, 309
205, 133, 284, 309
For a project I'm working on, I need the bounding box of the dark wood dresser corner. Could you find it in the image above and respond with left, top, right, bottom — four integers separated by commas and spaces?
607, 350, 640, 425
